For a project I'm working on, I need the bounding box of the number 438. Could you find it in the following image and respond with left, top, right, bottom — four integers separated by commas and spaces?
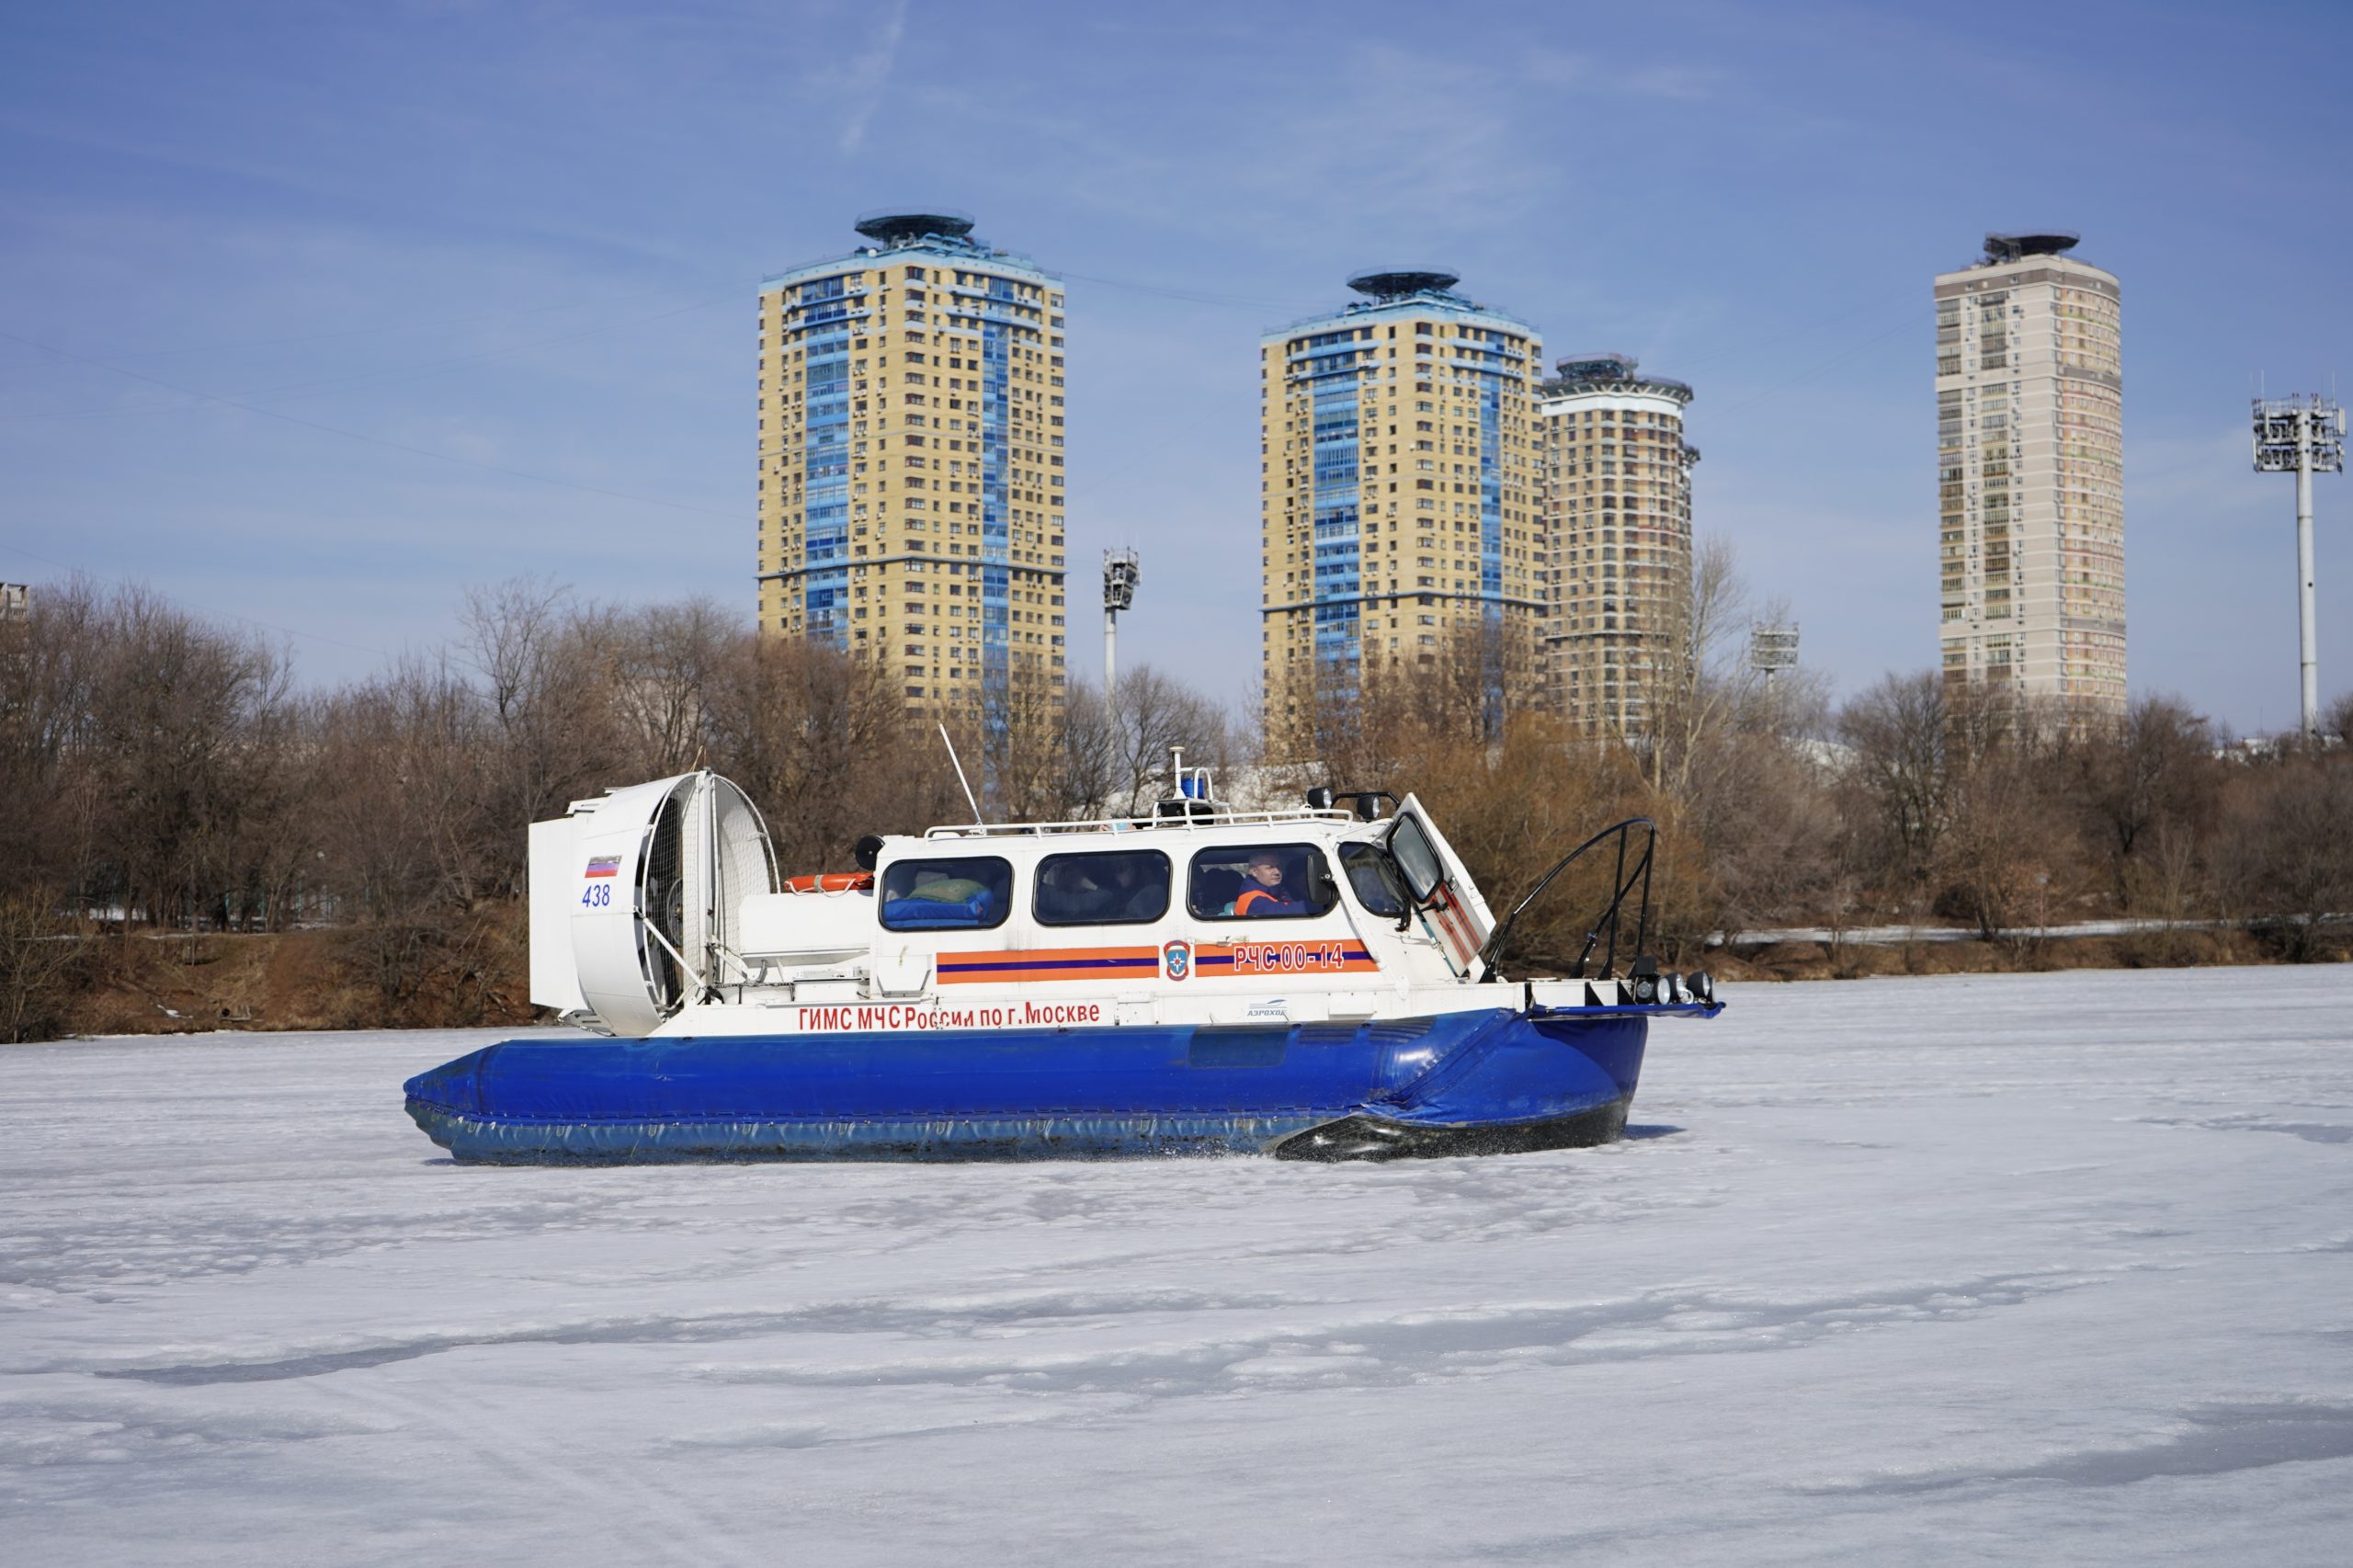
579, 883, 612, 908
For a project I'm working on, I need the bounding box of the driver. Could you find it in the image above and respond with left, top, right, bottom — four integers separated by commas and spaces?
1233, 850, 1304, 917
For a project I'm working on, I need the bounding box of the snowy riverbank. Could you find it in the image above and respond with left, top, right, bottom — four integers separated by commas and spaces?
5, 968, 2350, 1563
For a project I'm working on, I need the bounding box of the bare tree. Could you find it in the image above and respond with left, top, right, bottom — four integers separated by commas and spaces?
977, 658, 1072, 823
1101, 665, 1232, 815
1639, 535, 1764, 801
2072, 694, 2218, 909
603, 597, 738, 778
306, 658, 509, 1018
458, 578, 622, 897
2322, 688, 2353, 748
2220, 756, 2353, 960
0, 577, 104, 913
701, 635, 957, 871
1837, 670, 1951, 890
1052, 679, 1122, 818
81, 586, 294, 932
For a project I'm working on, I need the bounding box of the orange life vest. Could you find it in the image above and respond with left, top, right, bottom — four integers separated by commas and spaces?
1233, 887, 1278, 916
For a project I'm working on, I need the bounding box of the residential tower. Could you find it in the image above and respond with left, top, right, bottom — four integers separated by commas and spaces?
1259, 269, 1544, 756
757, 212, 1068, 727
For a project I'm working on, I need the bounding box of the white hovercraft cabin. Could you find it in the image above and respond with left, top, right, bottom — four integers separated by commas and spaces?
526, 764, 1710, 1045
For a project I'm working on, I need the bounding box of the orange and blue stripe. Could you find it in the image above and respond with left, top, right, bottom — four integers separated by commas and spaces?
938, 946, 1161, 984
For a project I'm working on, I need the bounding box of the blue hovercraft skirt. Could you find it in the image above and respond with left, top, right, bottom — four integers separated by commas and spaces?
404, 1006, 1699, 1164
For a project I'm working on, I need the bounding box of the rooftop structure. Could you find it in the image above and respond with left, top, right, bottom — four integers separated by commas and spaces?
1982, 231, 2081, 264
1347, 267, 1462, 300
853, 210, 976, 245
1544, 352, 1696, 409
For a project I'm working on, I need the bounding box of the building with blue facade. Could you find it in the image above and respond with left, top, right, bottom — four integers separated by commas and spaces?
1259, 271, 1545, 757
757, 213, 1068, 733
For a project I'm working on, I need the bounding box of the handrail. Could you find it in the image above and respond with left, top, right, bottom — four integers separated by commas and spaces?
924, 808, 1358, 839
1474, 818, 1657, 984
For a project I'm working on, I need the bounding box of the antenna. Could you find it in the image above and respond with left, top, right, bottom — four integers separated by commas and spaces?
938, 723, 984, 825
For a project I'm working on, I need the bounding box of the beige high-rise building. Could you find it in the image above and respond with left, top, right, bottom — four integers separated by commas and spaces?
1536, 354, 1699, 734
1259, 270, 1544, 758
757, 212, 1067, 728
1935, 233, 2123, 713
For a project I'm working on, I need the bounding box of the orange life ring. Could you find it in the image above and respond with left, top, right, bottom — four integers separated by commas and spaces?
783, 872, 874, 894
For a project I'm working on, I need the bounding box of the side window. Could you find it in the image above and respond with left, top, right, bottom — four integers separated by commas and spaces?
879, 856, 1013, 931
1034, 850, 1171, 926
1386, 816, 1444, 903
1339, 843, 1408, 917
1188, 844, 1340, 921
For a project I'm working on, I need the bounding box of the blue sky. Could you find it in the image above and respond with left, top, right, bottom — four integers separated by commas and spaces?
3, 0, 2347, 733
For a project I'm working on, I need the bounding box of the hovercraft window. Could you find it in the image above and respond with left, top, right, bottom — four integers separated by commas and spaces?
1188, 845, 1339, 921
1033, 849, 1172, 926
1338, 843, 1409, 917
879, 857, 1013, 930
1385, 815, 1445, 903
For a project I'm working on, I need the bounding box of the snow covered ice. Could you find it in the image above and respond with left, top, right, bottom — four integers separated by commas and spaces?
5, 968, 2350, 1564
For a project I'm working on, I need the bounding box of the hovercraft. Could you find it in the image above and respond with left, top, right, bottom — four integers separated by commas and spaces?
404, 762, 1722, 1163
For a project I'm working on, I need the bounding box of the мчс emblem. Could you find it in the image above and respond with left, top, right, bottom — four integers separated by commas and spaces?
1162, 939, 1191, 982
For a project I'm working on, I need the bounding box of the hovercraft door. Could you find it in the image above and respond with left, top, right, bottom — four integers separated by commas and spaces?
1384, 794, 1495, 978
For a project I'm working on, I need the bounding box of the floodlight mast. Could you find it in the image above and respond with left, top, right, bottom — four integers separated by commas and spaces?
2252, 394, 2346, 741
1750, 622, 1800, 686
1103, 548, 1141, 701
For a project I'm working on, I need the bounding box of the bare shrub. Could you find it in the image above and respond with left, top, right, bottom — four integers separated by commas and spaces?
2071, 694, 2219, 910
2220, 756, 2353, 960
0, 888, 87, 1042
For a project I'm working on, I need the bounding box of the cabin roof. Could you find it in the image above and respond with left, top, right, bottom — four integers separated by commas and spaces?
896, 807, 1378, 857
